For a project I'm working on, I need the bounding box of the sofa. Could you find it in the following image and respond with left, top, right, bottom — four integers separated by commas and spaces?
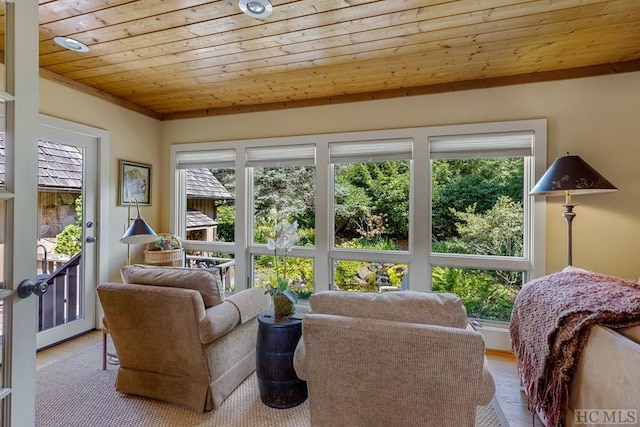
565, 325, 640, 426
510, 269, 640, 427
293, 290, 496, 427
97, 264, 270, 412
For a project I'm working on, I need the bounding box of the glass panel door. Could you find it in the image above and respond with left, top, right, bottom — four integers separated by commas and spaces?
35, 128, 98, 350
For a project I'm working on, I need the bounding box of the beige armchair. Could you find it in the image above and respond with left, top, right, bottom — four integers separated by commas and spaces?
293, 290, 495, 427
97, 265, 269, 412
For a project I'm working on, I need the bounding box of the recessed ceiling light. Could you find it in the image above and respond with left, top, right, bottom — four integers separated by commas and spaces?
53, 36, 89, 53
239, 0, 272, 19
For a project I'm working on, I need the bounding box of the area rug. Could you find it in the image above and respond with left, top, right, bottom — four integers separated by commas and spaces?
36, 344, 509, 426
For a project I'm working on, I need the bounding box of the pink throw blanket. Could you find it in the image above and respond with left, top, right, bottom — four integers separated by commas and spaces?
510, 270, 640, 427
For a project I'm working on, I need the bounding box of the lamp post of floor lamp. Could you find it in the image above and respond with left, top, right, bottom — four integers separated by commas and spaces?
562, 191, 576, 267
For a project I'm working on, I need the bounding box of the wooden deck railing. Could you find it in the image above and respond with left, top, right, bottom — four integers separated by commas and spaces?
37, 252, 82, 333
185, 254, 235, 292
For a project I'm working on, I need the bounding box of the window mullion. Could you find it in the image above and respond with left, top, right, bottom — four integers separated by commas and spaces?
411, 136, 431, 292
235, 150, 249, 291
315, 142, 330, 292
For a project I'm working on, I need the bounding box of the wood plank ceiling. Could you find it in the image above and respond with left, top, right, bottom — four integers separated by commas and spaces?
12, 1, 640, 120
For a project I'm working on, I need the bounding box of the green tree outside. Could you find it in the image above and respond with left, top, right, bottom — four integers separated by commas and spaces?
54, 196, 82, 256
212, 155, 525, 319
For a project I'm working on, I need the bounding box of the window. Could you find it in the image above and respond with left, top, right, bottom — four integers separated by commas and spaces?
184, 168, 235, 243
174, 148, 239, 292
253, 254, 314, 297
247, 145, 316, 246
176, 148, 236, 243
429, 131, 536, 321
247, 145, 316, 296
171, 120, 546, 347
432, 267, 524, 322
329, 139, 412, 290
334, 259, 408, 292
330, 139, 411, 250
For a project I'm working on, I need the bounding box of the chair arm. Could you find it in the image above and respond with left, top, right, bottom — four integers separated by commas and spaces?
477, 357, 496, 406
226, 287, 270, 324
464, 323, 496, 405
293, 337, 308, 381
198, 301, 241, 344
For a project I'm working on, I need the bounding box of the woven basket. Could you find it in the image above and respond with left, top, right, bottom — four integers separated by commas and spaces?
144, 233, 183, 267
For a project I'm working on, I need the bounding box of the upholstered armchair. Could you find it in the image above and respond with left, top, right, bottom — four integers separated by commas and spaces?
293, 290, 495, 427
97, 265, 269, 412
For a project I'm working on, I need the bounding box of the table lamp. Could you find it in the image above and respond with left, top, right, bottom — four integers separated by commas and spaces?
530, 154, 617, 266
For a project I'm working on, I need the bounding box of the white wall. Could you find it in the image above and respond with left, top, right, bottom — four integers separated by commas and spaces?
160, 71, 640, 281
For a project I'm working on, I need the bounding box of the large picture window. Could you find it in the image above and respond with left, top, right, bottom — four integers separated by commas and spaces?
171, 120, 547, 349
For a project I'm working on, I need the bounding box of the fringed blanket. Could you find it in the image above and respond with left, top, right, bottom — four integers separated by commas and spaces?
510, 270, 640, 427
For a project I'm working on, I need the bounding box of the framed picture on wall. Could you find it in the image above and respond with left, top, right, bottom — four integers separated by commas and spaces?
119, 160, 151, 205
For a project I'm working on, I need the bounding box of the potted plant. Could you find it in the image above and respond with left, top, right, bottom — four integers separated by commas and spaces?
265, 219, 302, 317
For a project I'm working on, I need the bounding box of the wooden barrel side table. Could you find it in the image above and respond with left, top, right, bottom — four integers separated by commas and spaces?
256, 310, 308, 408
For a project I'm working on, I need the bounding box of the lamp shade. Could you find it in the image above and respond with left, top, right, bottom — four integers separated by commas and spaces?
530, 155, 617, 196
120, 197, 158, 244
120, 218, 158, 244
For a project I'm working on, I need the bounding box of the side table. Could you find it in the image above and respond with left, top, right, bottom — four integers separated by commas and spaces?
256, 310, 307, 408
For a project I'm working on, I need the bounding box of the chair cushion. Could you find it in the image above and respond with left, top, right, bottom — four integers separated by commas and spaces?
309, 290, 468, 328
121, 264, 224, 308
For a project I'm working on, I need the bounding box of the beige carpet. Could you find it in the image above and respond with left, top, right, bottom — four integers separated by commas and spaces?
36, 344, 510, 427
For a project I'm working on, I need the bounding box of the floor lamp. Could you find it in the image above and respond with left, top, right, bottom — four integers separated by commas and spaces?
120, 197, 158, 265
530, 154, 617, 266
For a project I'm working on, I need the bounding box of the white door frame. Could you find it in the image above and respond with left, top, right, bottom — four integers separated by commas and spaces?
35, 116, 109, 349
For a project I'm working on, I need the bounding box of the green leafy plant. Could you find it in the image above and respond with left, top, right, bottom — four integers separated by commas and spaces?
215, 204, 235, 242
432, 266, 516, 321
54, 196, 82, 256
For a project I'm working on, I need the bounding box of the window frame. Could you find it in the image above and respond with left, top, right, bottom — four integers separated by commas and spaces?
170, 119, 547, 308
428, 132, 536, 284
246, 145, 318, 290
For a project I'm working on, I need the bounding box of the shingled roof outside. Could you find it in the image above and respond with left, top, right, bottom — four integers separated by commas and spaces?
186, 209, 216, 229
186, 169, 233, 200
0, 135, 83, 190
